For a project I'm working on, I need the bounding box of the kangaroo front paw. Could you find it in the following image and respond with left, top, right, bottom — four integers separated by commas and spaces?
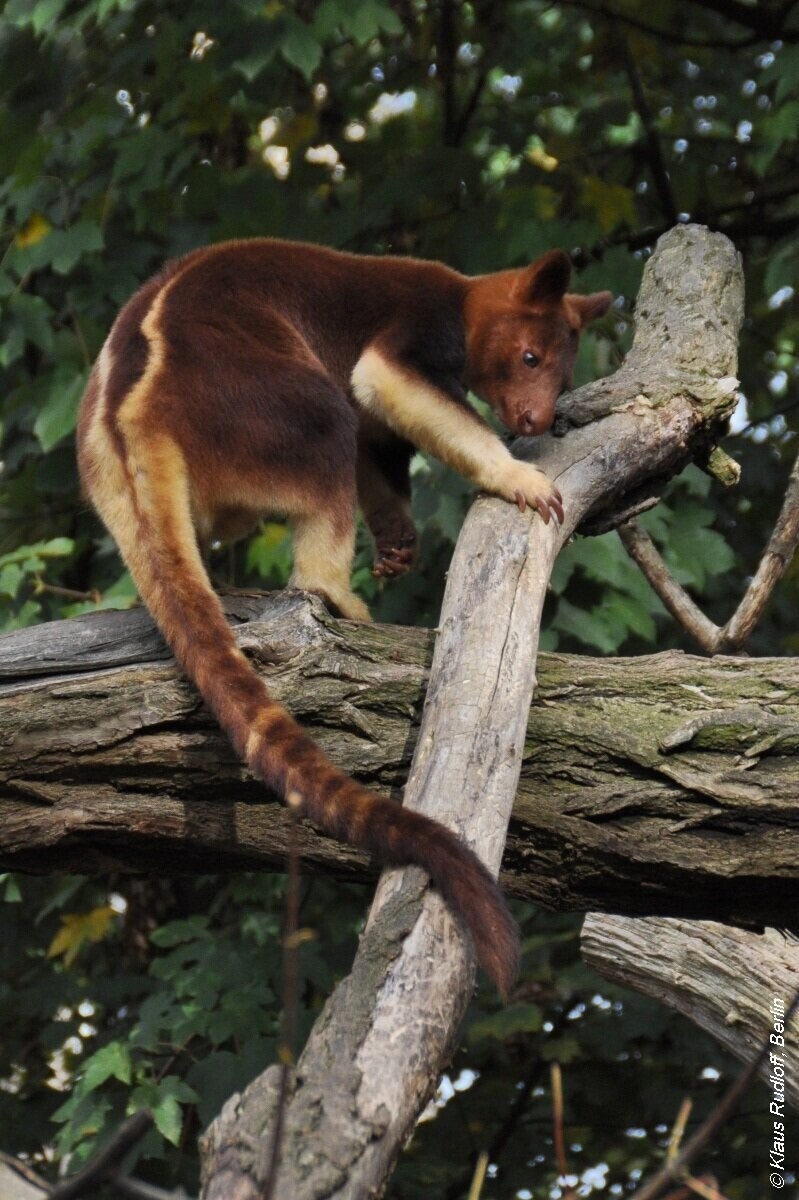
501, 463, 564, 524
371, 517, 417, 579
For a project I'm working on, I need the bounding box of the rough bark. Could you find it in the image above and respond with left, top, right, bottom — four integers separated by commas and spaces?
582, 915, 799, 1108
2, 594, 798, 928
198, 225, 749, 1200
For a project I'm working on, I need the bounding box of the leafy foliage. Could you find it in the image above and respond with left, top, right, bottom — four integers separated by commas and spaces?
0, 0, 797, 1195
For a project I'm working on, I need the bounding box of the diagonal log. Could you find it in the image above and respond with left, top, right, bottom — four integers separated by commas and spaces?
197, 225, 749, 1199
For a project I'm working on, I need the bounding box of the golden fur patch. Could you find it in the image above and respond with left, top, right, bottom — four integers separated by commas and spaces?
291, 509, 371, 622
350, 347, 558, 511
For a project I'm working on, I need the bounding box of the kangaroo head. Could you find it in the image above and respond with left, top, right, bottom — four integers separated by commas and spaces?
465, 250, 612, 436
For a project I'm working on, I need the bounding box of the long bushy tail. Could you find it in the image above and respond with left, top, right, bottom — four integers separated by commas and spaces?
80, 421, 519, 996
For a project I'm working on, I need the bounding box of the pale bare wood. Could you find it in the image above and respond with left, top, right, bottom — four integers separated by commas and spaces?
0, 1156, 48, 1200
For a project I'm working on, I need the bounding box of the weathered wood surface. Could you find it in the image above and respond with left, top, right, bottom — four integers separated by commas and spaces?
199, 225, 753, 1198
0, 1157, 48, 1200
2, 592, 798, 929
582, 915, 799, 1108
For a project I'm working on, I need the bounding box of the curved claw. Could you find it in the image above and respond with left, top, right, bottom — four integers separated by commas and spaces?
373, 545, 415, 579
534, 496, 551, 524
514, 489, 527, 513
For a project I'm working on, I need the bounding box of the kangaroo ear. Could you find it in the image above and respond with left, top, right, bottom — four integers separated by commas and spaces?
568, 290, 613, 326
518, 249, 572, 305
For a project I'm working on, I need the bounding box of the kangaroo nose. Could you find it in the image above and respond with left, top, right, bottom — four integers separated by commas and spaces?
519, 410, 537, 435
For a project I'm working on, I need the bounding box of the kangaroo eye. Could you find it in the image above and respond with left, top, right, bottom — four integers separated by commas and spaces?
522, 351, 540, 368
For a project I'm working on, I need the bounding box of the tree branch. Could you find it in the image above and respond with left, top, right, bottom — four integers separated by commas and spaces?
50, 1112, 153, 1200
3, 597, 799, 926
614, 24, 679, 226
682, 0, 799, 41
557, 0, 757, 49
619, 448, 799, 652
0, 1113, 195, 1200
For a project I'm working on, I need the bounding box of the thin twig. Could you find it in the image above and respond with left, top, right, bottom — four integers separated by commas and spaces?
723, 452, 799, 648
614, 25, 678, 226
618, 522, 720, 652
444, 1011, 571, 1200
619, 448, 799, 654
631, 989, 799, 1200
0, 1151, 50, 1193
114, 1175, 195, 1200
682, 1175, 729, 1200
33, 577, 102, 604
683, 0, 799, 41
467, 1151, 489, 1200
661, 1177, 721, 1200
667, 1098, 693, 1161
438, 0, 458, 146
550, 1062, 578, 1198
67, 300, 92, 372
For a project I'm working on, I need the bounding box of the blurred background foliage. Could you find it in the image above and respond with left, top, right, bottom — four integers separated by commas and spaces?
0, 0, 797, 1195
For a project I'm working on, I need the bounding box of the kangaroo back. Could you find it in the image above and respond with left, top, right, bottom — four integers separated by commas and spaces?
76, 260, 519, 997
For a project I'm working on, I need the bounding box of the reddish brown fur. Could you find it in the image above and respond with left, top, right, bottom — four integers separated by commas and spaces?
76, 238, 610, 997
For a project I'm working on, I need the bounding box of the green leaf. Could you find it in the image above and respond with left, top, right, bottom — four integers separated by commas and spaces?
0, 564, 23, 599
246, 522, 291, 578
14, 222, 106, 276
280, 18, 322, 79
347, 0, 404, 44
601, 594, 656, 642
0, 324, 25, 367
132, 1077, 197, 1146
152, 1093, 182, 1144
39, 536, 75, 557
33, 371, 87, 451
150, 916, 210, 947
312, 0, 343, 40
0, 874, 22, 902
32, 0, 68, 35
540, 1035, 582, 1063
9, 293, 54, 354
81, 1042, 133, 1093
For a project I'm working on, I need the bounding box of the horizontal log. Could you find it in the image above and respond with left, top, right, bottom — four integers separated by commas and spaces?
2, 590, 797, 929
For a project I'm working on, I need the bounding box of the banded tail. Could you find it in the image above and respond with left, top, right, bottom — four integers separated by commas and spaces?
77, 360, 519, 1000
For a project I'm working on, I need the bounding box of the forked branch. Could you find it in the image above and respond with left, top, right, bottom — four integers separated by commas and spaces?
620, 448, 799, 653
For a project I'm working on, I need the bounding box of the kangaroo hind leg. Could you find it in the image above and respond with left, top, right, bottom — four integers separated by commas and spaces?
291, 504, 371, 623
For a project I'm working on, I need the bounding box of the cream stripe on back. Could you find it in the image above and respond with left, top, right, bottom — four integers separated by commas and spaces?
83, 273, 208, 611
